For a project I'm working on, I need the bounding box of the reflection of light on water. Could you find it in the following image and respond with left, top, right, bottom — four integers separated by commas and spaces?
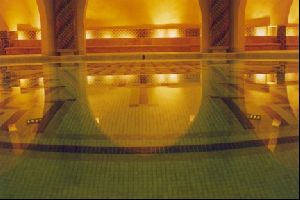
285, 73, 299, 81
8, 124, 18, 132
20, 79, 29, 88
254, 74, 267, 84
88, 85, 201, 147
87, 76, 95, 85
12, 87, 21, 94
287, 84, 299, 119
154, 74, 179, 84
103, 75, 114, 84
120, 75, 135, 83
155, 74, 167, 84
38, 77, 44, 87
168, 74, 179, 84
253, 74, 279, 85
118, 32, 135, 38
267, 138, 278, 152
189, 115, 195, 123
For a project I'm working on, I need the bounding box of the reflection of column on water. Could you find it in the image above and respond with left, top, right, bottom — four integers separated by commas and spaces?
188, 61, 245, 136
40, 63, 99, 137
244, 62, 299, 153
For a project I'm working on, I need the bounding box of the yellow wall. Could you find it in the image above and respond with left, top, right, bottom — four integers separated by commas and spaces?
0, 0, 298, 32
246, 0, 295, 26
289, 0, 299, 24
0, 0, 40, 31
86, 0, 202, 28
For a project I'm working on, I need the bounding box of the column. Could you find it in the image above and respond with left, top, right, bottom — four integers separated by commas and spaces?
276, 62, 286, 84
54, 0, 77, 55
277, 26, 287, 50
209, 0, 230, 52
0, 31, 9, 55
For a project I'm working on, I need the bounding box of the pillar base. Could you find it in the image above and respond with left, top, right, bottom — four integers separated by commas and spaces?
57, 49, 77, 56
209, 46, 229, 53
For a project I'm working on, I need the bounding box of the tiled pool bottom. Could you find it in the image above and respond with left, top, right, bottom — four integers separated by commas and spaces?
0, 60, 299, 198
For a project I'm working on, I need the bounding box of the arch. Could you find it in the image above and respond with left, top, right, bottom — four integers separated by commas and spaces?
77, 0, 88, 55
244, 0, 297, 50
0, 15, 9, 31
37, 0, 55, 55
289, 0, 299, 25
36, 0, 88, 56
231, 0, 247, 52
85, 0, 203, 53
245, 0, 294, 31
198, 0, 209, 52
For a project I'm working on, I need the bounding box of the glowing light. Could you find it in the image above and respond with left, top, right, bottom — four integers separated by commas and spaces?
267, 74, 276, 85
254, 74, 267, 84
285, 73, 299, 81
100, 31, 113, 39
36, 31, 42, 40
254, 27, 268, 36
286, 27, 299, 36
86, 30, 94, 39
167, 29, 180, 38
155, 74, 167, 84
12, 87, 21, 94
38, 77, 44, 87
152, 28, 181, 38
103, 75, 114, 84
8, 124, 18, 132
267, 137, 278, 152
20, 79, 29, 88
153, 29, 168, 38
189, 115, 195, 122
18, 31, 27, 40
87, 76, 95, 85
267, 26, 277, 36
118, 32, 135, 38
168, 74, 179, 84
120, 75, 135, 83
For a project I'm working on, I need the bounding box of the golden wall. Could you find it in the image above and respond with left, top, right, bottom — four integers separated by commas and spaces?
0, 0, 298, 34
0, 0, 40, 31
86, 0, 202, 28
289, 0, 299, 24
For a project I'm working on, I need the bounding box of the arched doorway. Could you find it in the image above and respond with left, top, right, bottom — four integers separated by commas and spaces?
84, 0, 203, 53
0, 0, 41, 55
244, 0, 299, 51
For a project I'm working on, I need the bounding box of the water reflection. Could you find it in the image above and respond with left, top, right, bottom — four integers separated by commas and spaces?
0, 61, 298, 153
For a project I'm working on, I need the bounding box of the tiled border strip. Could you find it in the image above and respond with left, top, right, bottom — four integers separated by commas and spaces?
0, 136, 298, 155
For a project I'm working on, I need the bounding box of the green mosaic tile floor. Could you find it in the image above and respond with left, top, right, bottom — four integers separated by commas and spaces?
0, 60, 299, 198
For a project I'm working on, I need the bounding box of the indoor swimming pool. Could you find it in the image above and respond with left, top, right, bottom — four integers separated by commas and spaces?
0, 60, 299, 198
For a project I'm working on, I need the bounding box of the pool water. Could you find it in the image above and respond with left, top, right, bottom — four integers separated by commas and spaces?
0, 60, 299, 198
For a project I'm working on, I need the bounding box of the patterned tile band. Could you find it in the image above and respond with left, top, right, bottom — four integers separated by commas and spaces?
0, 136, 298, 155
